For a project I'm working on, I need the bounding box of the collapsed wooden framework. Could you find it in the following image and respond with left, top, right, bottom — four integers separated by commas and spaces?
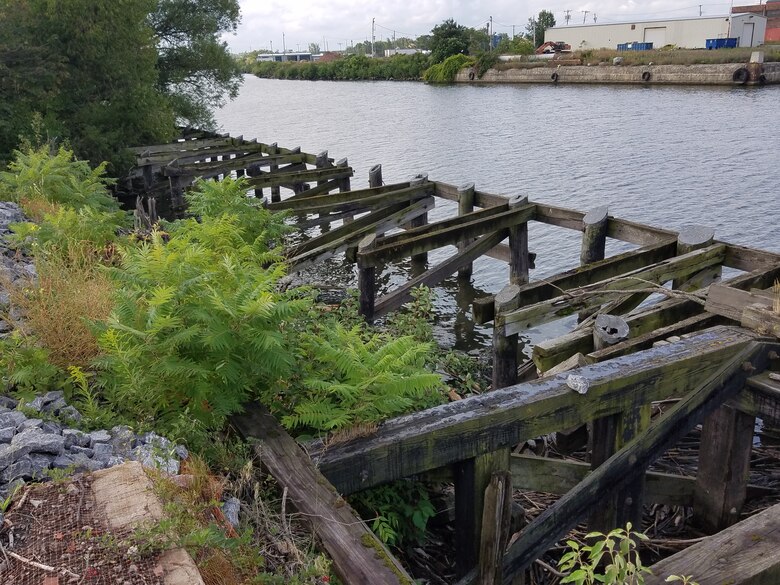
129, 130, 780, 585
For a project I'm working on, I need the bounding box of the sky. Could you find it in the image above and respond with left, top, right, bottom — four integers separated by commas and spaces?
224, 0, 743, 53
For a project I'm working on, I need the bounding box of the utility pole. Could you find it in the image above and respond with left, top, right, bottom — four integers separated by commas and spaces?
371, 18, 376, 57
490, 15, 493, 37
699, 4, 702, 16
532, 18, 537, 48
512, 24, 515, 39
582, 10, 589, 24
565, 9, 571, 25
282, 32, 286, 54
270, 40, 273, 53
593, 13, 597, 23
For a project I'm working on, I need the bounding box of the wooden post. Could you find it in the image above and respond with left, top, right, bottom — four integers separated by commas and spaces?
358, 234, 377, 323
673, 226, 715, 289
508, 195, 530, 285
458, 182, 476, 279
337, 158, 353, 224
409, 174, 429, 264
170, 175, 185, 210
694, 404, 755, 532
368, 164, 383, 189
580, 206, 609, 265
492, 284, 522, 391
454, 449, 511, 578
589, 314, 639, 532
269, 142, 281, 203
479, 471, 513, 585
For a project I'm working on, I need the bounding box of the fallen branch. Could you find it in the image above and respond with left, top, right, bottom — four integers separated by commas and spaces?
1, 545, 80, 580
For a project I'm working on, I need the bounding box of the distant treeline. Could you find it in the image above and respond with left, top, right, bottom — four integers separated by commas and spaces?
245, 54, 431, 81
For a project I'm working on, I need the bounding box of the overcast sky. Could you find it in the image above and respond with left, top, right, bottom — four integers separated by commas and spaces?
225, 1, 740, 53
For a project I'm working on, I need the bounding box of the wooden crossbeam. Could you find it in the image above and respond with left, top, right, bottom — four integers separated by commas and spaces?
498, 244, 726, 336
456, 341, 765, 585
244, 166, 353, 191
230, 406, 413, 585
130, 135, 233, 155
532, 265, 780, 372
310, 326, 756, 495
267, 182, 422, 213
138, 140, 264, 166
374, 230, 508, 318
287, 198, 435, 270
359, 203, 535, 268
473, 240, 678, 324
163, 152, 306, 178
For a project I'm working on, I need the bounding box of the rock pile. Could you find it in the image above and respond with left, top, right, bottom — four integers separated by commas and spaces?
0, 391, 188, 497
0, 201, 33, 337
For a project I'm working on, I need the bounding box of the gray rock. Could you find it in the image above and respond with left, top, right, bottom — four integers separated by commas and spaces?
63, 428, 89, 449
69, 445, 94, 458
92, 443, 114, 460
52, 454, 76, 469
0, 411, 26, 429
29, 453, 53, 477
174, 445, 189, 460
131, 444, 179, 475
18, 418, 43, 431
107, 456, 125, 467
0, 442, 31, 471
26, 396, 46, 413
0, 396, 18, 410
110, 426, 136, 455
41, 391, 65, 405
88, 430, 111, 446
222, 497, 241, 527
11, 429, 65, 455
1, 456, 32, 482
139, 432, 172, 451
69, 453, 106, 472
59, 406, 82, 424
0, 427, 14, 444
40, 421, 63, 435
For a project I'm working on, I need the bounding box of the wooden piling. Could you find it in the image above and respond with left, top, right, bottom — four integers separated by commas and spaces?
358, 234, 377, 323
269, 142, 281, 203
673, 225, 715, 289
337, 158, 353, 225
409, 174, 429, 264
580, 206, 609, 265
493, 284, 522, 391
478, 471, 513, 585
694, 404, 755, 532
454, 448, 511, 578
457, 182, 476, 279
508, 195, 530, 285
368, 164, 383, 189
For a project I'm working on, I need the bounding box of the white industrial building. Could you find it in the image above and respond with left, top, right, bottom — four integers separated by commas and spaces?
545, 14, 767, 50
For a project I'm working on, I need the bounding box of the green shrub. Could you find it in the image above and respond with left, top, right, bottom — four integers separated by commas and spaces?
474, 51, 500, 77
423, 53, 474, 82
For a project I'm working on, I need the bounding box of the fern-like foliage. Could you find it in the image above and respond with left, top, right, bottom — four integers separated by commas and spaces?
280, 323, 445, 433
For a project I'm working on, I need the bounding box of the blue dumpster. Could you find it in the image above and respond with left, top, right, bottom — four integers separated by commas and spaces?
706, 38, 738, 49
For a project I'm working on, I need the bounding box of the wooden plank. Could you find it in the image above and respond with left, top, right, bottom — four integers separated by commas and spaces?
360, 204, 536, 268
532, 265, 780, 373
705, 284, 772, 321
500, 244, 726, 336
244, 166, 353, 191
456, 341, 764, 585
478, 471, 513, 585
741, 305, 780, 337
288, 198, 434, 270
311, 326, 757, 495
374, 230, 507, 318
734, 371, 780, 424
230, 406, 414, 585
474, 240, 678, 324
267, 182, 423, 213
723, 242, 780, 272
644, 501, 780, 585
432, 181, 507, 209
139, 141, 265, 166
130, 135, 233, 154
164, 152, 307, 178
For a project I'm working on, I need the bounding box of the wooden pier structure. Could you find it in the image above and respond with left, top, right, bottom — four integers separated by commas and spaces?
128, 129, 780, 585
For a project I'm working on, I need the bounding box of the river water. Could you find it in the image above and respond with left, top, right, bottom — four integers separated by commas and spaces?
216, 75, 780, 351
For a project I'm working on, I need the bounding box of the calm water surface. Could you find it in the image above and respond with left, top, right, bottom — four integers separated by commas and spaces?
216, 76, 780, 350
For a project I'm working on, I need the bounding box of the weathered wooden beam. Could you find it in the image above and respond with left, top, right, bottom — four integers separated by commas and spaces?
580, 206, 608, 265
408, 174, 430, 263
478, 471, 513, 585
432, 181, 507, 209
694, 404, 756, 532
723, 242, 780, 272
500, 244, 726, 336
244, 166, 353, 191
644, 501, 780, 585
474, 240, 678, 325
508, 196, 530, 285
130, 135, 233, 155
230, 406, 414, 585
140, 141, 265, 166
164, 152, 306, 178
704, 284, 773, 322
288, 198, 434, 271
358, 234, 377, 322
312, 326, 757, 495
267, 182, 423, 214
736, 370, 780, 423
492, 284, 522, 391
374, 230, 507, 318
533, 264, 780, 372
457, 341, 764, 585
457, 183, 476, 279
360, 203, 535, 268
673, 226, 716, 289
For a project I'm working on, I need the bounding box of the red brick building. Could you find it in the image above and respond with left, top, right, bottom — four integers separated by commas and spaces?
733, 2, 780, 42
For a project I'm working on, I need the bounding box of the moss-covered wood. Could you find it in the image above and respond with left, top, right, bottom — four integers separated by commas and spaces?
266, 182, 423, 213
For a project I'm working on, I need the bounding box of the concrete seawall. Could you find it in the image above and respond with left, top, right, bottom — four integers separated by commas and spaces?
456, 62, 780, 86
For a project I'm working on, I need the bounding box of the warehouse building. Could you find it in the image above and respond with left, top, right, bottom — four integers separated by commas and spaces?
733, 1, 780, 42
544, 14, 767, 50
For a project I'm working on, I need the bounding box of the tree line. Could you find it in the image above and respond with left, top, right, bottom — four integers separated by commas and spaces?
0, 0, 243, 173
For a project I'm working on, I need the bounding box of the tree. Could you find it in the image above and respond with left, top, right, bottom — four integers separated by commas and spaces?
308, 42, 320, 54
149, 0, 243, 129
429, 19, 470, 63
526, 10, 556, 48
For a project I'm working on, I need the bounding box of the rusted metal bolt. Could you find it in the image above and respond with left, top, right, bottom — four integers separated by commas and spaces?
742, 361, 755, 373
